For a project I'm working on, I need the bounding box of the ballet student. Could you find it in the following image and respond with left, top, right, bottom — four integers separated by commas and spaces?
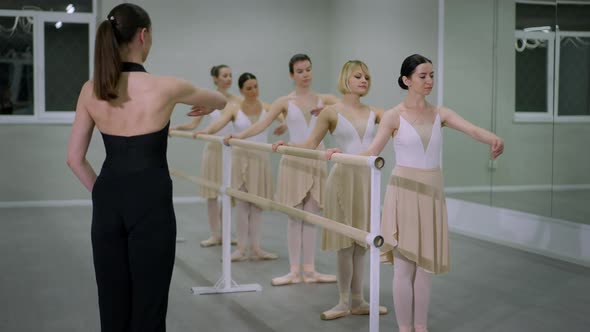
328, 54, 504, 332
171, 64, 241, 247
225, 54, 338, 285
196, 72, 279, 261
273, 60, 388, 320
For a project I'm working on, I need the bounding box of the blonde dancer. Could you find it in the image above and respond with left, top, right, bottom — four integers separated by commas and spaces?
197, 72, 279, 261
273, 60, 387, 320
171, 65, 241, 247
225, 54, 339, 285
329, 54, 504, 332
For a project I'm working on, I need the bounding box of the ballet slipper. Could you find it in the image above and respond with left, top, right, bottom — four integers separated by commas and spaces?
249, 249, 278, 261
271, 272, 302, 286
301, 271, 337, 284
414, 325, 428, 332
230, 249, 248, 262
399, 327, 413, 332
350, 300, 388, 315
320, 302, 350, 320
200, 237, 221, 247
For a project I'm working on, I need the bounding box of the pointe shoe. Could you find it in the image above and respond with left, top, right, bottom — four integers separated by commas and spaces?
271, 272, 302, 286
414, 325, 429, 332
320, 307, 350, 320
230, 249, 248, 262
249, 249, 278, 261
350, 302, 388, 315
301, 271, 337, 283
399, 327, 413, 332
200, 237, 222, 247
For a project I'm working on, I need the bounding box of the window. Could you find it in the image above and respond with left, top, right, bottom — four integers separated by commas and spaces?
514, 1, 590, 123
556, 33, 590, 117
0, 1, 95, 123
514, 30, 554, 118
0, 15, 34, 116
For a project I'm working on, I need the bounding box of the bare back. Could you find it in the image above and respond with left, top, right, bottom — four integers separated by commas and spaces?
83, 72, 175, 136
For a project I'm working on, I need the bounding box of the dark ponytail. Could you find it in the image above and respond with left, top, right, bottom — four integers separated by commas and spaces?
93, 4, 151, 101
94, 19, 121, 100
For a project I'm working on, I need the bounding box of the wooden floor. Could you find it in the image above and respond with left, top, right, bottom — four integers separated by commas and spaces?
1, 203, 589, 332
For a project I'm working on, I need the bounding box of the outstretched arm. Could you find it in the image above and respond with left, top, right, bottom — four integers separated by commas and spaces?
166, 77, 227, 114
225, 100, 284, 145
197, 106, 235, 136
440, 107, 504, 159
311, 94, 340, 116
320, 93, 340, 106
273, 107, 334, 151
365, 108, 397, 156
66, 81, 97, 192
170, 116, 203, 131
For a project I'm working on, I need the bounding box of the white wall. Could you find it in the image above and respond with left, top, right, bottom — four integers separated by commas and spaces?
328, 0, 439, 194
0, 0, 439, 202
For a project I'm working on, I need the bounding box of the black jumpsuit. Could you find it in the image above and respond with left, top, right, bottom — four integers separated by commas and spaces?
91, 64, 176, 332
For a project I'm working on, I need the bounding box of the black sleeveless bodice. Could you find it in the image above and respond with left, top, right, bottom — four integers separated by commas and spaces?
91, 62, 176, 332
96, 62, 169, 177
99, 123, 170, 177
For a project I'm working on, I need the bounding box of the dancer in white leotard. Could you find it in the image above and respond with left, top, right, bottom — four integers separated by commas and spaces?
328, 54, 504, 332
225, 54, 339, 286
273, 60, 387, 320
196, 72, 279, 261
171, 65, 241, 247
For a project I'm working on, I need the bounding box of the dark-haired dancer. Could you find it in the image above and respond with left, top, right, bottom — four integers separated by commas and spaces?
328, 54, 504, 332
196, 73, 279, 261
66, 4, 226, 331
225, 54, 338, 285
171, 65, 241, 247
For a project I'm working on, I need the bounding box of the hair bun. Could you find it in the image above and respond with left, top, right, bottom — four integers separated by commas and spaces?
398, 76, 408, 90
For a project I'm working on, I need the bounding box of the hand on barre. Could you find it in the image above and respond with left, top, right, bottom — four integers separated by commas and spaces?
272, 140, 287, 152
223, 134, 236, 146
325, 148, 342, 160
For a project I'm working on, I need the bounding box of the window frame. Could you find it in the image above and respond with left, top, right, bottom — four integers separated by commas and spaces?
554, 30, 590, 122
514, 29, 590, 123
514, 30, 555, 123
0, 4, 96, 124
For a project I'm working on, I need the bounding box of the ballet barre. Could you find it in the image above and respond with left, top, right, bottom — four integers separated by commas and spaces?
168, 173, 384, 249
229, 138, 385, 170
169, 130, 386, 332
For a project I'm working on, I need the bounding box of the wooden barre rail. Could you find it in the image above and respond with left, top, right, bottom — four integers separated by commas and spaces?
168, 168, 385, 248
169, 130, 221, 144
168, 130, 384, 169
170, 169, 220, 193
